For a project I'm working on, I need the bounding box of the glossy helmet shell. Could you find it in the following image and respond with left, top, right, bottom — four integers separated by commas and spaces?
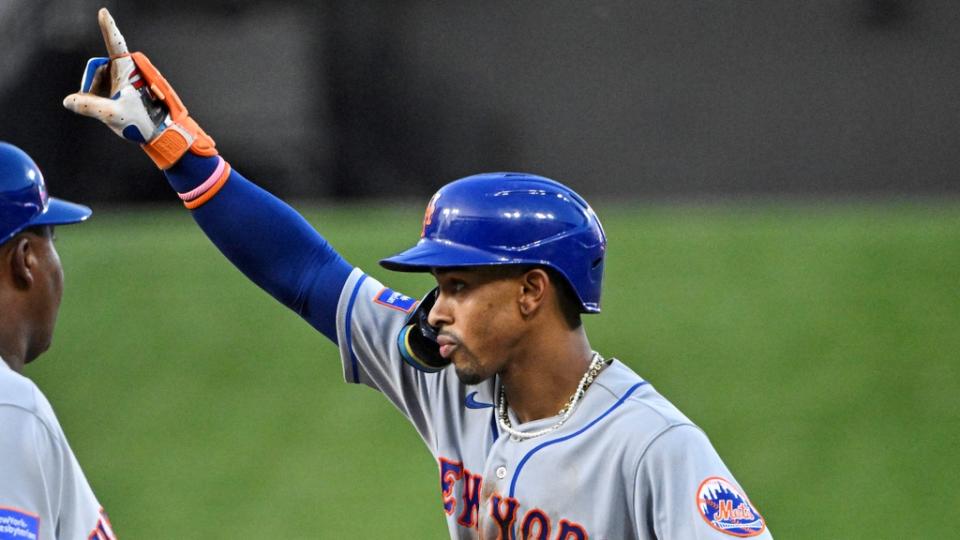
380, 172, 606, 312
0, 142, 91, 245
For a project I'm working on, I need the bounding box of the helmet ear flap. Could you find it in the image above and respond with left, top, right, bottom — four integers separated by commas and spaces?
396, 288, 449, 372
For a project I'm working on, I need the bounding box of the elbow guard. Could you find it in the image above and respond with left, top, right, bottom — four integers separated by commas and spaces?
396, 288, 450, 373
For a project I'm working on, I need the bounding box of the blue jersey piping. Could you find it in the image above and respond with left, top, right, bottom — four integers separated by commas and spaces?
508, 381, 648, 497
344, 274, 368, 384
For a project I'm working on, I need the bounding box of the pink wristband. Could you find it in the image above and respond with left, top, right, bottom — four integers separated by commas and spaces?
178, 156, 225, 201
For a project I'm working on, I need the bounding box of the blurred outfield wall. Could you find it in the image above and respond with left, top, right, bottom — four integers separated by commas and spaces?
1, 0, 958, 202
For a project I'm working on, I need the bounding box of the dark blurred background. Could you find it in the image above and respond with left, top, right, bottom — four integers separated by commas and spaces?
1, 0, 957, 202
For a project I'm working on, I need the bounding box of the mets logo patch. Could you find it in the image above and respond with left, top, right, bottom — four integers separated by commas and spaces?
374, 288, 418, 313
0, 506, 40, 540
696, 476, 765, 537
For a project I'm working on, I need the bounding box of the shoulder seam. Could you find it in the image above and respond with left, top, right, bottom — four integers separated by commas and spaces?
0, 402, 64, 444
0, 401, 66, 491
632, 423, 707, 496
593, 377, 679, 427
628, 423, 705, 528
636, 423, 705, 464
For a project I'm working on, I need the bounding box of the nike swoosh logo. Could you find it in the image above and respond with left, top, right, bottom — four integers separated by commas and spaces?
464, 391, 494, 409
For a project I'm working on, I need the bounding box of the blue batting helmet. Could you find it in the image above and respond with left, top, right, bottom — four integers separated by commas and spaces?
0, 142, 91, 245
380, 172, 606, 313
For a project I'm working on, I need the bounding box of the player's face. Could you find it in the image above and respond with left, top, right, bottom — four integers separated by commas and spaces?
428, 267, 526, 385
25, 228, 64, 363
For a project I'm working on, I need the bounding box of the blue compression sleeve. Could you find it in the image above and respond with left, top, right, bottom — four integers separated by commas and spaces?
165, 153, 352, 342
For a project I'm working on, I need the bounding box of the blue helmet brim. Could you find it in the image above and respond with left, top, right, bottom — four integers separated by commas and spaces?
380, 239, 517, 272
29, 197, 92, 228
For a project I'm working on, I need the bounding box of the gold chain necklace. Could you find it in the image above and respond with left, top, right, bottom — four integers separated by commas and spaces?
497, 351, 611, 440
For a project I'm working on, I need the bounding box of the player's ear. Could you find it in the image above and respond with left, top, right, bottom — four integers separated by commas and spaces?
518, 268, 549, 317
4, 235, 37, 290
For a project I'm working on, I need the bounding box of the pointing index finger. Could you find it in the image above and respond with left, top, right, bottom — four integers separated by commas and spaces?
98, 7, 129, 58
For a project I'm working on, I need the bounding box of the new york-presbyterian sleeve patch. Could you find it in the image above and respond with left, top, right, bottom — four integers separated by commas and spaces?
696, 476, 766, 537
373, 287, 418, 313
0, 506, 40, 540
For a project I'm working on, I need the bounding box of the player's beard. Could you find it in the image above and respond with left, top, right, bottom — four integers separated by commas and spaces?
451, 346, 489, 385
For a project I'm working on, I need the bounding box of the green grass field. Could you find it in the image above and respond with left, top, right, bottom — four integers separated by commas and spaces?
26, 200, 960, 539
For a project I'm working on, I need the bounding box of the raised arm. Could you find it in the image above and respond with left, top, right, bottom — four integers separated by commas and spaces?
63, 8, 351, 341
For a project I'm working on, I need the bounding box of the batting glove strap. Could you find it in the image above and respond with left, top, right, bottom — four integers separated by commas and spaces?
65, 9, 216, 169
129, 52, 217, 169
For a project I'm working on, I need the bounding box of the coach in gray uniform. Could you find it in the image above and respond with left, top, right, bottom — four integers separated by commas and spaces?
0, 142, 117, 540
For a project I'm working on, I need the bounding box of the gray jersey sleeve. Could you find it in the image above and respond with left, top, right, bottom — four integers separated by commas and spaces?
0, 403, 115, 540
335, 269, 449, 451
636, 424, 773, 539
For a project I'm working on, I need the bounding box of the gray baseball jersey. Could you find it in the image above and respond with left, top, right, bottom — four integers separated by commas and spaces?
336, 269, 772, 539
0, 358, 116, 540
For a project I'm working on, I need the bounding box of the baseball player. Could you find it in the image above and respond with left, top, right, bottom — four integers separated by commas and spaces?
64, 9, 772, 539
0, 142, 117, 540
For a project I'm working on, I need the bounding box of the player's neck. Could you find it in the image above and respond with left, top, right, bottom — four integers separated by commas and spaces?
0, 296, 28, 373
0, 325, 26, 373
500, 326, 593, 424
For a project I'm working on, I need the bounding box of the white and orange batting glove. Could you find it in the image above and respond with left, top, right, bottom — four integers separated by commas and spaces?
63, 8, 216, 169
